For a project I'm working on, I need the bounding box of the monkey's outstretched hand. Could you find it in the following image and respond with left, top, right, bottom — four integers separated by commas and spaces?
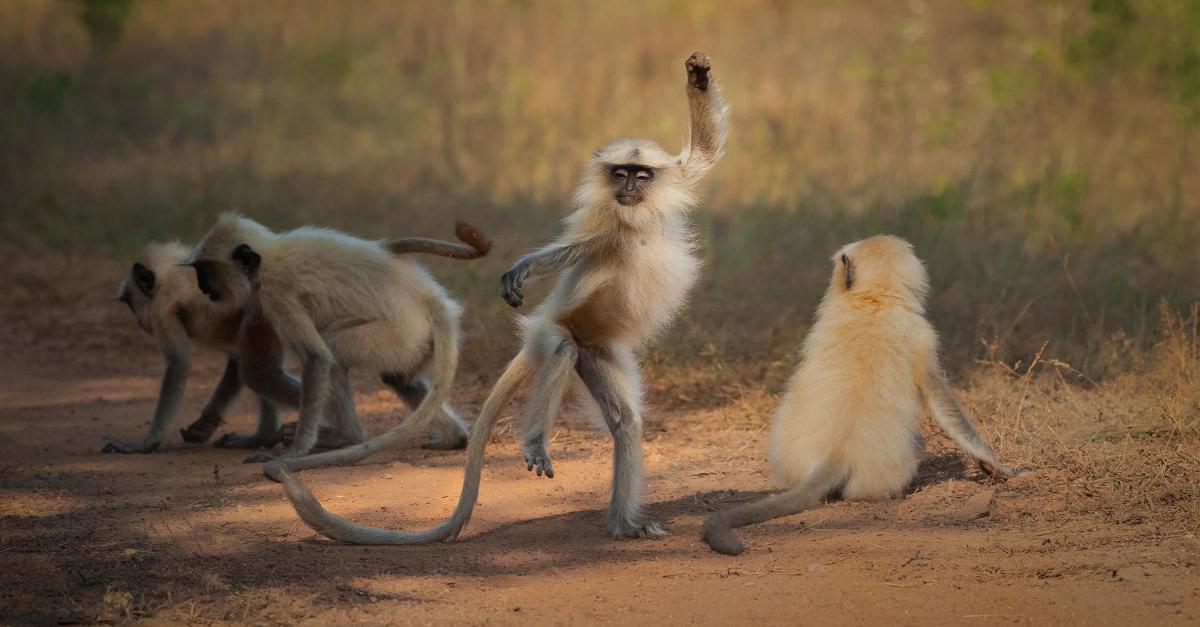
686, 51, 712, 91
501, 263, 529, 308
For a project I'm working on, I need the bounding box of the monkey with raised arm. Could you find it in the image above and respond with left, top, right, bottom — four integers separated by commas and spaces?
701, 236, 1014, 555
186, 218, 490, 463
268, 52, 729, 544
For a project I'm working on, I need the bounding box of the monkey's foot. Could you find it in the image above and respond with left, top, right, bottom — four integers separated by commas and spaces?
609, 520, 667, 540
102, 440, 159, 454
522, 435, 555, 478
686, 52, 711, 91
214, 431, 276, 449
180, 414, 222, 443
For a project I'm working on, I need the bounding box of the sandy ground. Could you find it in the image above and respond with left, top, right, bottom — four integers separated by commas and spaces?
1, 297, 1197, 626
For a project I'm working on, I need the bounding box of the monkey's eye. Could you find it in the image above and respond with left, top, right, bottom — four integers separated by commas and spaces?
613, 168, 629, 180
635, 170, 653, 182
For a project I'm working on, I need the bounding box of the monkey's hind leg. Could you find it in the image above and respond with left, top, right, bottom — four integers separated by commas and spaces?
577, 345, 663, 539
520, 337, 577, 479
381, 374, 468, 450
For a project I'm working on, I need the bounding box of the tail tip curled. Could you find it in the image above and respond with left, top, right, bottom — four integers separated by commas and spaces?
454, 221, 492, 257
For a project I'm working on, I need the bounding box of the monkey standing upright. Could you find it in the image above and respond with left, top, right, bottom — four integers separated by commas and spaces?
267, 51, 730, 544
186, 218, 490, 462
702, 236, 1014, 555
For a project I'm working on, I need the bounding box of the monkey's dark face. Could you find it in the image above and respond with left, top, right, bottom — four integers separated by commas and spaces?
611, 165, 655, 206
118, 263, 157, 333
190, 260, 223, 302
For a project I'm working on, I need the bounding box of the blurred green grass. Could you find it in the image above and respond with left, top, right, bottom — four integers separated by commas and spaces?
1, 0, 1197, 383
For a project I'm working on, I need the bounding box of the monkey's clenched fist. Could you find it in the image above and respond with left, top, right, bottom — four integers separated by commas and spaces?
686, 52, 711, 91
501, 262, 529, 308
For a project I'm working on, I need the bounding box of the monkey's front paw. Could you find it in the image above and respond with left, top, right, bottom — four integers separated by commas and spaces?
611, 520, 667, 540
102, 440, 159, 454
686, 52, 712, 90
180, 414, 221, 443
500, 267, 527, 308
522, 438, 555, 478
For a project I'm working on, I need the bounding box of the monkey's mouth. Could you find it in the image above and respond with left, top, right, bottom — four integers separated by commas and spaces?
616, 193, 644, 206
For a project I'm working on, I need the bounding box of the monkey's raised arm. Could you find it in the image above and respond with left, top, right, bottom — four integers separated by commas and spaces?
383, 221, 492, 260
681, 52, 730, 178
103, 324, 192, 454
923, 366, 1014, 478
500, 239, 602, 308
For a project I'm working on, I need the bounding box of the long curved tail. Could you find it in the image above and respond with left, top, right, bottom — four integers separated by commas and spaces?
383, 222, 492, 260
701, 464, 842, 556
267, 350, 535, 545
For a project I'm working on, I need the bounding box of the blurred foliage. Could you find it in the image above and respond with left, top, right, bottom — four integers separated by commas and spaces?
0, 0, 1197, 379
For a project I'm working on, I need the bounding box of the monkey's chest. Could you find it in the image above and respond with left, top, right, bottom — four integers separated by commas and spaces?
558, 240, 698, 345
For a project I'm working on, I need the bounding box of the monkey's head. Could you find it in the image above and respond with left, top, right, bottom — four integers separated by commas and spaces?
830, 235, 929, 308
185, 213, 272, 309
116, 241, 190, 334
580, 138, 686, 226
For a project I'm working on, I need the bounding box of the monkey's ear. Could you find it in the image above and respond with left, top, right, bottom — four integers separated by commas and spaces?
232, 244, 261, 276
841, 254, 854, 290
131, 263, 156, 297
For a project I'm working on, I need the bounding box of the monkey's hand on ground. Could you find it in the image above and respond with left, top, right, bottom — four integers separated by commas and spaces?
686, 52, 712, 91
101, 439, 160, 454
501, 264, 529, 308
180, 413, 223, 444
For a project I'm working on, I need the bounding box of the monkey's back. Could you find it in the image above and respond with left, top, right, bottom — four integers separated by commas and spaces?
769, 296, 934, 501
258, 231, 459, 370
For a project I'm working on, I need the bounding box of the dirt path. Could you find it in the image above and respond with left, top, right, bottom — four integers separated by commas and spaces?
1, 300, 1197, 625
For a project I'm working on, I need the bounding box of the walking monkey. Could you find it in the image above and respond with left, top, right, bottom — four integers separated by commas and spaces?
105, 241, 292, 453
268, 52, 730, 544
702, 236, 1014, 555
186, 217, 489, 461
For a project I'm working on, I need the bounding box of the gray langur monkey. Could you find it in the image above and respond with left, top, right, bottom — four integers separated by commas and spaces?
702, 235, 1015, 555
186, 217, 490, 463
105, 241, 287, 453
267, 51, 730, 544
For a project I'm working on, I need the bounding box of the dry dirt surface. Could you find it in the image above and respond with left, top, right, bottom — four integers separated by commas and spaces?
1, 293, 1197, 626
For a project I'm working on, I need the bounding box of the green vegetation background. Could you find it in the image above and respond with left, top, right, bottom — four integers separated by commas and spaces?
2, 0, 1198, 384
